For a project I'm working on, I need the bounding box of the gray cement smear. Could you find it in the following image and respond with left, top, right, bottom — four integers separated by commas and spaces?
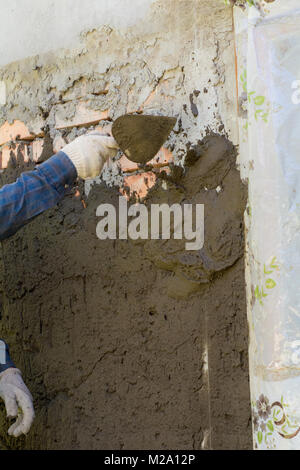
0, 134, 251, 450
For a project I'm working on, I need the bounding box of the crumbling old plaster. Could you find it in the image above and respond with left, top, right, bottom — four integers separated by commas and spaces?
0, 0, 237, 178
0, 0, 251, 449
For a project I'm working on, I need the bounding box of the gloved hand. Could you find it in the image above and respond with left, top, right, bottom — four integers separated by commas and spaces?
62, 132, 119, 179
0, 368, 35, 437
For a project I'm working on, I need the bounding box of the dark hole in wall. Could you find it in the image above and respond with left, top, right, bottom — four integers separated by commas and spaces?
0, 134, 252, 449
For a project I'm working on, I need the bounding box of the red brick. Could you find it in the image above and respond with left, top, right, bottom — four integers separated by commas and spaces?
118, 147, 173, 173
140, 89, 157, 110
139, 80, 172, 112
53, 135, 66, 154
118, 155, 140, 173
55, 102, 110, 130
148, 147, 173, 167
0, 143, 29, 169
31, 139, 44, 162
0, 120, 35, 146
121, 172, 157, 199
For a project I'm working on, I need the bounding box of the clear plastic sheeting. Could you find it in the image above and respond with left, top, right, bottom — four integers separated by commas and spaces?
234, 0, 300, 449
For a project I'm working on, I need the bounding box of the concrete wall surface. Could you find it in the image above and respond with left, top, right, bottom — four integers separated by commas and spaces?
0, 0, 251, 449
0, 0, 152, 67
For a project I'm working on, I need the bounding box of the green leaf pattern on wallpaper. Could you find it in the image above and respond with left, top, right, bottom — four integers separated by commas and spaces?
254, 256, 279, 306
252, 395, 300, 449
240, 69, 270, 127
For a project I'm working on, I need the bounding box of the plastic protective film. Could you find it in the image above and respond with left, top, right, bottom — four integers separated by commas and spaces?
234, 0, 300, 449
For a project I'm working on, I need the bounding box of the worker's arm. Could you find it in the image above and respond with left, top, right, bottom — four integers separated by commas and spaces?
0, 133, 118, 241
0, 133, 119, 437
0, 152, 77, 241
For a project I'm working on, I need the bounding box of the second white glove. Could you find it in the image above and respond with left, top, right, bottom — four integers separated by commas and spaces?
0, 368, 35, 437
62, 132, 119, 179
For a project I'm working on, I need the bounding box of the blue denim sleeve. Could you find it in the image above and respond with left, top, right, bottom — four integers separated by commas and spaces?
0, 151, 77, 241
0, 339, 16, 373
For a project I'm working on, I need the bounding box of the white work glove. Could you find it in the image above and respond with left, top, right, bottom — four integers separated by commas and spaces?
62, 132, 119, 179
0, 368, 35, 437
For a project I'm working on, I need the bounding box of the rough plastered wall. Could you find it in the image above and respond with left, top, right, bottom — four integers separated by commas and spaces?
0, 0, 252, 449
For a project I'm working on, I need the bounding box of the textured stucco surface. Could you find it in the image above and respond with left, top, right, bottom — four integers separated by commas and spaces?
0, 0, 251, 449
0, 135, 251, 450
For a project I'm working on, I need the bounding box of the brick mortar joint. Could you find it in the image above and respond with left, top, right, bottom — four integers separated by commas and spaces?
121, 162, 171, 174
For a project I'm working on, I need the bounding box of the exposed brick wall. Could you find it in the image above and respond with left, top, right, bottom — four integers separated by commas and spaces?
0, 111, 174, 200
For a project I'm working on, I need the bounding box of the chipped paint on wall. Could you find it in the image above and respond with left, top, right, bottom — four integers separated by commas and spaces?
0, 0, 237, 197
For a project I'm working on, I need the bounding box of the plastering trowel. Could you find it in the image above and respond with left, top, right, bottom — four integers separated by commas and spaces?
112, 114, 177, 164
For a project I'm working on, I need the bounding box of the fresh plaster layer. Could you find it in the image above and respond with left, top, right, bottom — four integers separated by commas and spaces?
0, 133, 251, 450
